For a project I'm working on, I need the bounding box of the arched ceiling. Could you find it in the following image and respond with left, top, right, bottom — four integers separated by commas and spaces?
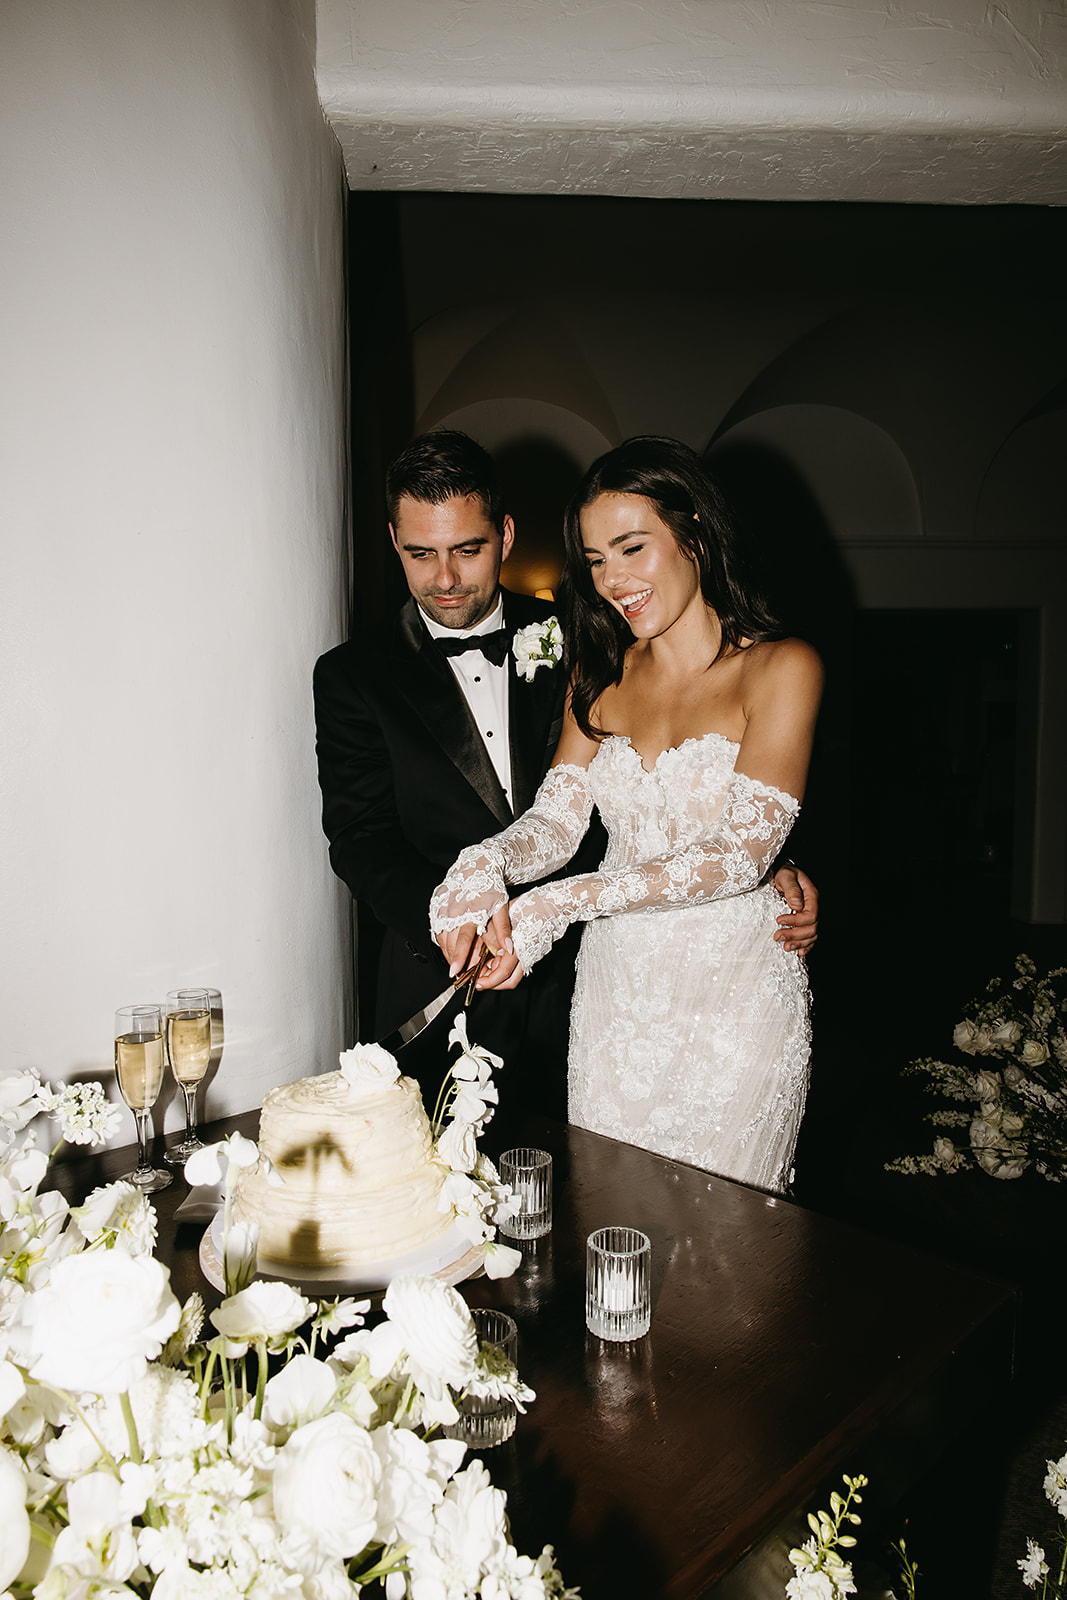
317, 0, 1066, 203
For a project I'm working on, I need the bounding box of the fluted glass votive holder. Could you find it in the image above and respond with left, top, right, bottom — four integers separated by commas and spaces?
443, 1308, 519, 1450
586, 1227, 651, 1342
498, 1147, 552, 1239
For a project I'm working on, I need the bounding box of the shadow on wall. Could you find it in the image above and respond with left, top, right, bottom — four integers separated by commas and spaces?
497, 435, 585, 597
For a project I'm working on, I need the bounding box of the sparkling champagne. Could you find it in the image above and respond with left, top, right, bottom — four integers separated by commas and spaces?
115, 1030, 165, 1109
167, 1008, 211, 1085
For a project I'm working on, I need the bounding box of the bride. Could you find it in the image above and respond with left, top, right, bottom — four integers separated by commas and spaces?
430, 437, 823, 1193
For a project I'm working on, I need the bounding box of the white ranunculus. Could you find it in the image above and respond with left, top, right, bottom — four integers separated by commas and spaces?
211, 1281, 315, 1356
338, 1043, 400, 1094
428, 1459, 511, 1591
436, 1117, 480, 1175
380, 1276, 478, 1399
272, 1412, 381, 1565
371, 1424, 464, 1548
0, 1446, 30, 1590
1020, 1038, 1050, 1067
17, 1248, 181, 1393
262, 1353, 337, 1433
73, 1180, 157, 1254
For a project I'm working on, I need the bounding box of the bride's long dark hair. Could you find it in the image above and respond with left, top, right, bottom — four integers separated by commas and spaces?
560, 436, 780, 740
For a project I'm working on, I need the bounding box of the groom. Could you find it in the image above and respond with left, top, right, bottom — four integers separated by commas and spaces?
313, 430, 817, 1114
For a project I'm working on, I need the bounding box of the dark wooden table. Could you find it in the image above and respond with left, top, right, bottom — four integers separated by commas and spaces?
52, 1112, 1015, 1599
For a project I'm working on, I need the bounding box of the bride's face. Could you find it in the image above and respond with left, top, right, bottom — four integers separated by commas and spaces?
580, 492, 703, 639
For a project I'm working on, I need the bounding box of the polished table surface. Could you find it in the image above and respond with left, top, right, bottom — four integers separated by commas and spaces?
51, 1111, 1015, 1599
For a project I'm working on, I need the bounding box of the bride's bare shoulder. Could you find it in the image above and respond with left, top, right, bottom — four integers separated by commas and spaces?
740, 636, 823, 691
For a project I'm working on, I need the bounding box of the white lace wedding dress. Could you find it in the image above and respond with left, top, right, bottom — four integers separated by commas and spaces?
430, 730, 810, 1194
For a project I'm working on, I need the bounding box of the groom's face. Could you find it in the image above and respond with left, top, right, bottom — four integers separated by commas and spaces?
390, 493, 515, 631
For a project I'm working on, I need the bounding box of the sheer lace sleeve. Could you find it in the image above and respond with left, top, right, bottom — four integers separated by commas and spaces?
429, 763, 595, 938
508, 769, 799, 972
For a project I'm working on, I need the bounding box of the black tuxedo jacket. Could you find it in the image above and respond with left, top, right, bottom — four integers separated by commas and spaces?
313, 591, 567, 1044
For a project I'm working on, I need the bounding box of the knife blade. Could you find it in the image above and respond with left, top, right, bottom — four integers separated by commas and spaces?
377, 945, 491, 1055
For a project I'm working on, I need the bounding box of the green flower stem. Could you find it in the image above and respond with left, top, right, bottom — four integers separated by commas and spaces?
254, 1339, 268, 1420
120, 1390, 142, 1464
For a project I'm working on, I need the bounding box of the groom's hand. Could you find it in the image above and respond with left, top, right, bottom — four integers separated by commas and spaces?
772, 865, 818, 955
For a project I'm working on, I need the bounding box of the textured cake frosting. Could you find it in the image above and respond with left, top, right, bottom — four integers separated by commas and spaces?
234, 1070, 452, 1270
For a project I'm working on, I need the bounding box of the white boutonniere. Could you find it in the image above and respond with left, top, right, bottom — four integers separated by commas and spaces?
512, 616, 562, 682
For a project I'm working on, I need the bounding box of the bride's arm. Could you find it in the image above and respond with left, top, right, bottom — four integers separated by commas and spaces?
483, 640, 823, 986
429, 704, 599, 973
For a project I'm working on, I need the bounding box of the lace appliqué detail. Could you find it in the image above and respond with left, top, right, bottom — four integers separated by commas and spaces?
429, 763, 593, 938
507, 761, 799, 975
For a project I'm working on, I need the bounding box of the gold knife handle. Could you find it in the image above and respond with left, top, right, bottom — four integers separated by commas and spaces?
453, 944, 491, 1006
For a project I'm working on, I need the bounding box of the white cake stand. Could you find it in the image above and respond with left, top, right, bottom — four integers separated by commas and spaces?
199, 1211, 485, 1296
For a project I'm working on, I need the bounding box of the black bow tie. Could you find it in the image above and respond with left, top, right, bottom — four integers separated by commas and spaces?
435, 628, 510, 668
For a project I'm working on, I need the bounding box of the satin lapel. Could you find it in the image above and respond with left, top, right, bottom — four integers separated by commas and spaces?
505, 594, 563, 814
393, 600, 512, 827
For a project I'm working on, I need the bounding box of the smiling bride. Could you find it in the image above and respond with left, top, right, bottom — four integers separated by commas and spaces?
430, 436, 823, 1194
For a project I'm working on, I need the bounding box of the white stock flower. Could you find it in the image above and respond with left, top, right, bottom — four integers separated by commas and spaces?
1019, 1539, 1048, 1588
272, 1412, 381, 1565
0, 1447, 30, 1590
338, 1043, 400, 1094
17, 1248, 181, 1393
1044, 1451, 1067, 1516
73, 1180, 157, 1253
210, 1281, 315, 1356
785, 1572, 849, 1600
262, 1354, 337, 1433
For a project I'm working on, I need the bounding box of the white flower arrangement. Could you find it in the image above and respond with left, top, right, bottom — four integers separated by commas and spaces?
512, 618, 562, 683
0, 1070, 577, 1600
887, 955, 1067, 1182
426, 1014, 522, 1280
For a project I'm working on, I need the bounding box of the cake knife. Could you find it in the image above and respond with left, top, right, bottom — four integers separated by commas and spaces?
377, 945, 491, 1054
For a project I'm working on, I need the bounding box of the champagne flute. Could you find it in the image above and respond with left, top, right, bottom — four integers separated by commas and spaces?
114, 1004, 172, 1192
164, 987, 212, 1166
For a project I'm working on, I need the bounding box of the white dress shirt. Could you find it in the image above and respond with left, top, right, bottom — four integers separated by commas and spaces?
421, 596, 513, 809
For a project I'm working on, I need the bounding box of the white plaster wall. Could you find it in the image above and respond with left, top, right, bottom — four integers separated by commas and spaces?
0, 0, 350, 1137
317, 0, 1067, 200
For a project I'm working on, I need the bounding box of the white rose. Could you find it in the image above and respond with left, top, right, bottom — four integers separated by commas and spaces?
974, 1069, 1001, 1104
0, 1447, 30, 1590
210, 1281, 315, 1356
990, 1019, 1023, 1049
339, 1043, 400, 1094
1020, 1038, 1050, 1067
17, 1248, 181, 1393
272, 1413, 380, 1565
953, 1020, 979, 1055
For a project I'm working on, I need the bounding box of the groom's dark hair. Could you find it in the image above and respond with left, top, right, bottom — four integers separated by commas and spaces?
385, 430, 506, 533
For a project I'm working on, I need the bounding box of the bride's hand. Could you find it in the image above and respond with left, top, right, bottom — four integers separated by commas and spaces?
473, 903, 526, 991
437, 922, 483, 978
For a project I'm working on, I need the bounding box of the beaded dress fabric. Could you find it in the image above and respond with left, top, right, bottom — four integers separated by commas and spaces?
430, 730, 810, 1194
